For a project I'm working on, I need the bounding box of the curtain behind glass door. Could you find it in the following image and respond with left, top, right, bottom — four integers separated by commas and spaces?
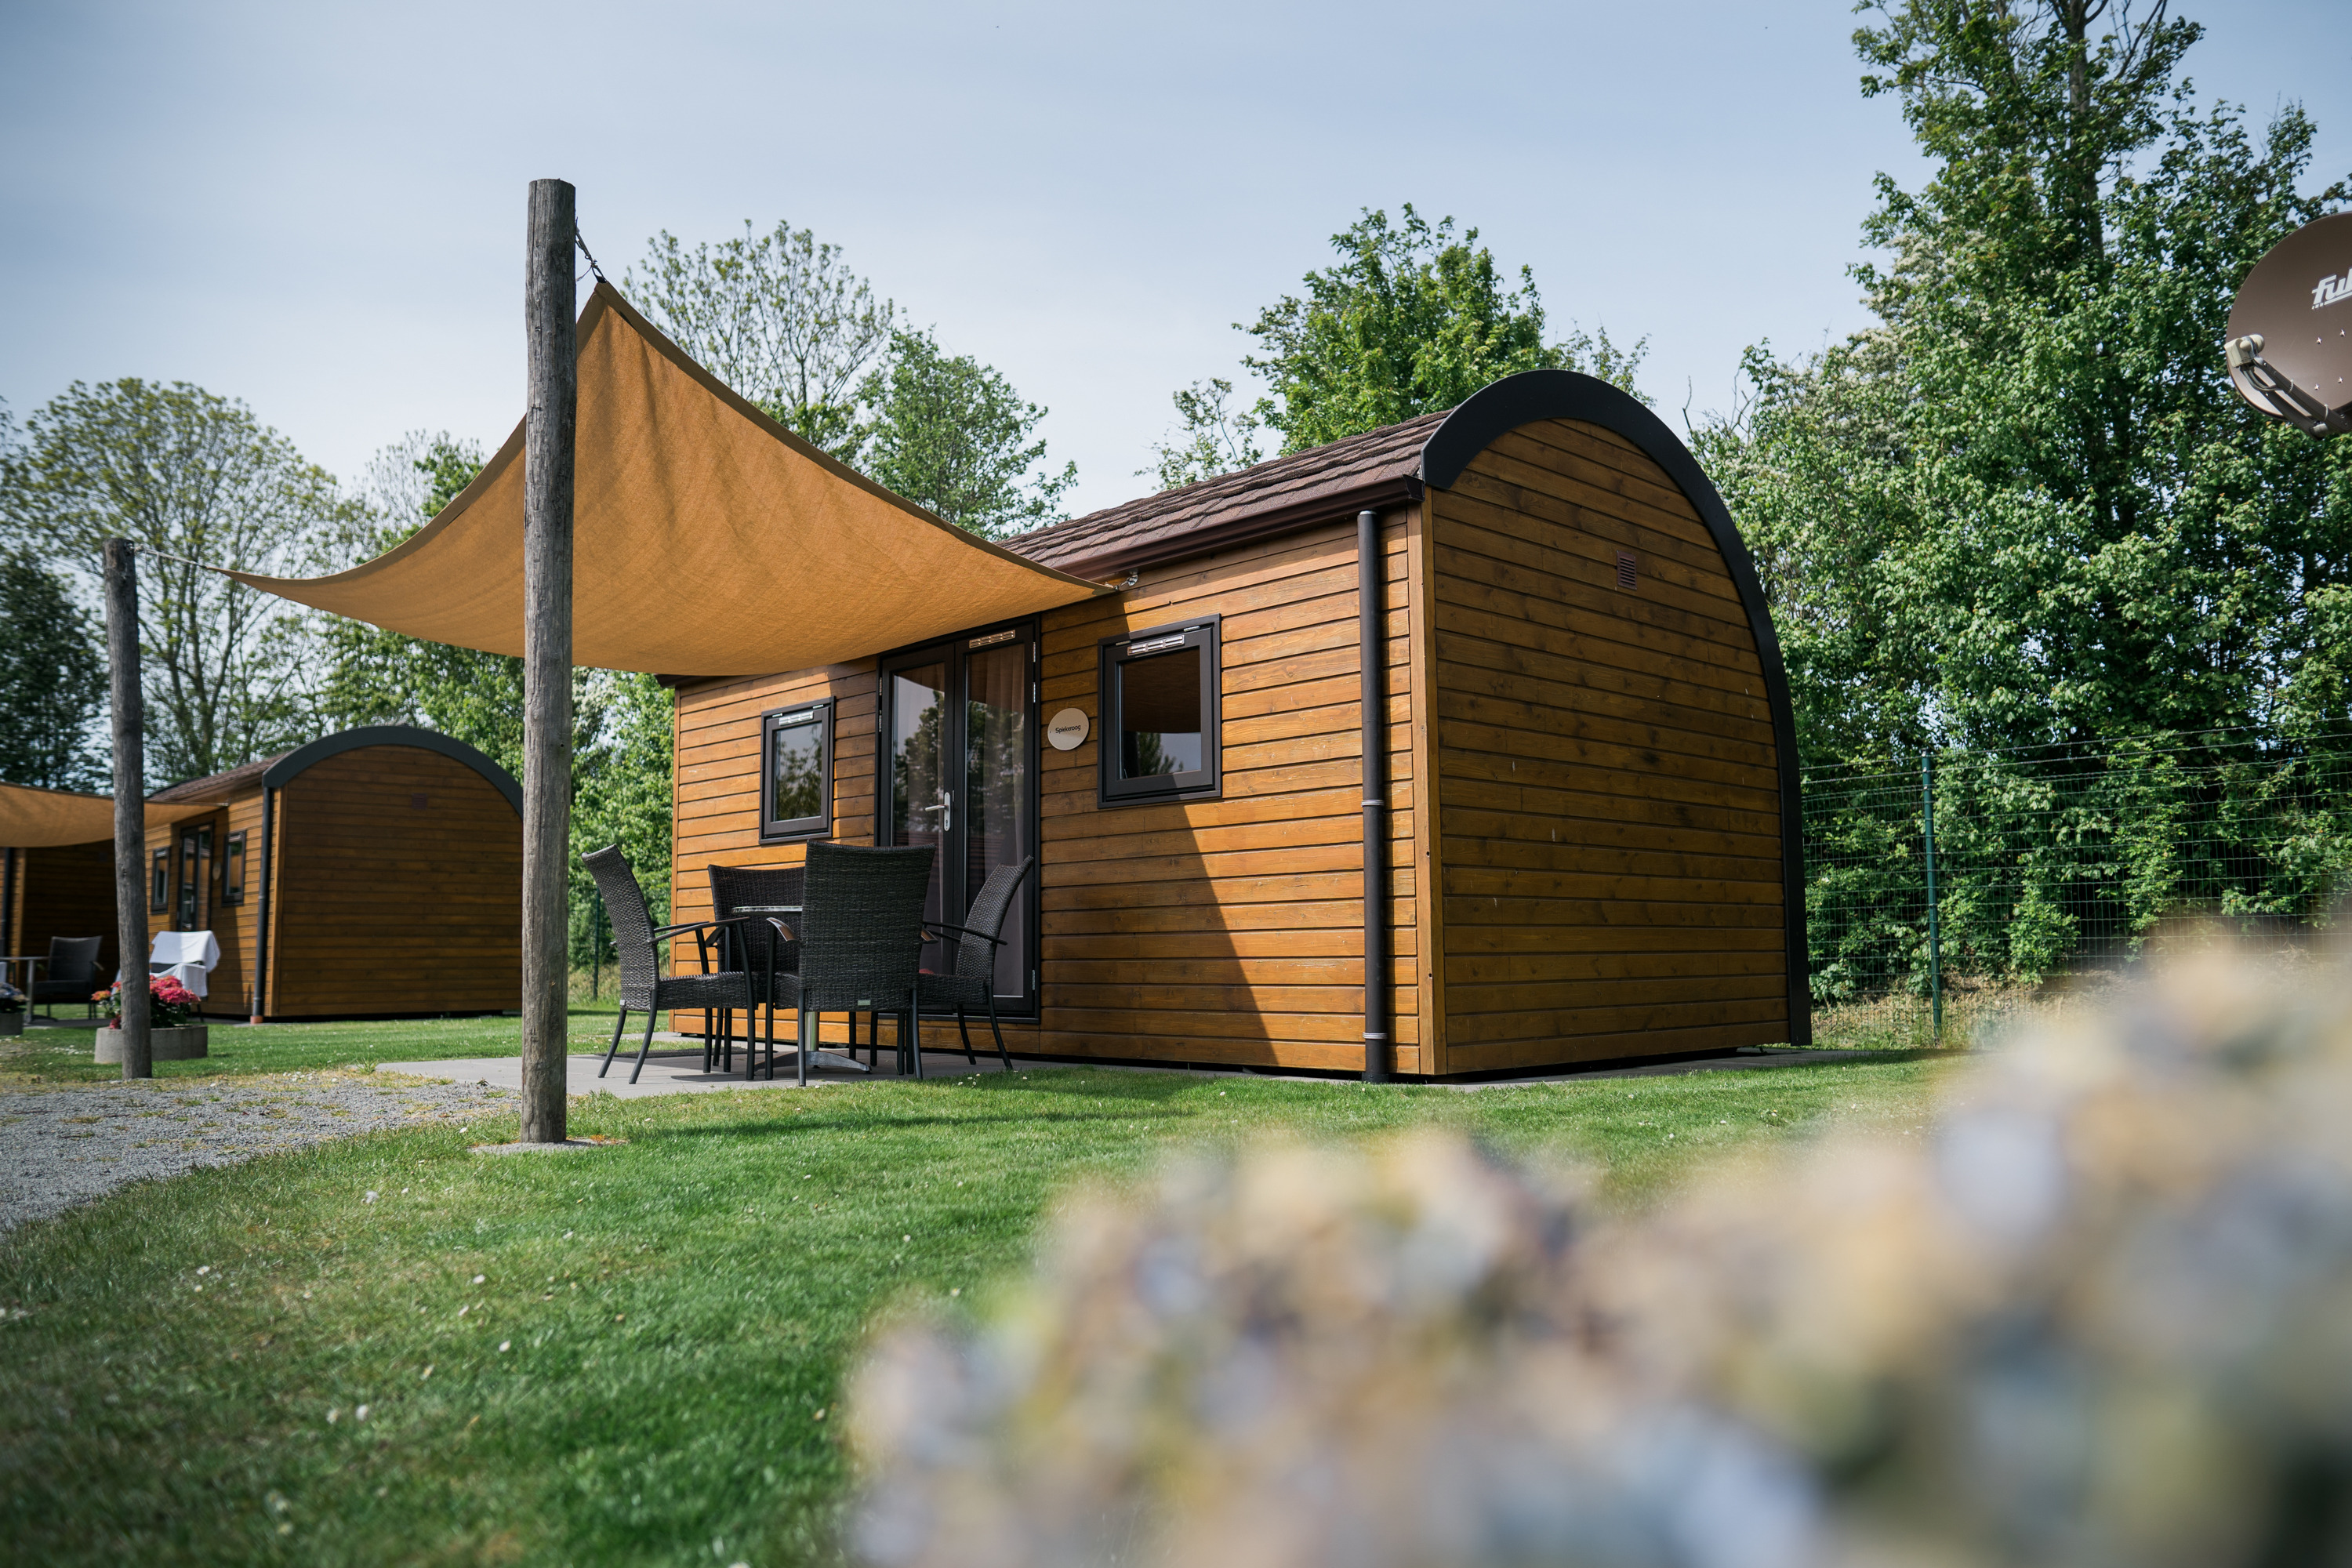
890, 662, 950, 969
965, 644, 1031, 997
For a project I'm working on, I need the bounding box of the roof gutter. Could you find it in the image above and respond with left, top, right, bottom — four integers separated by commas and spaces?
1022, 475, 1421, 583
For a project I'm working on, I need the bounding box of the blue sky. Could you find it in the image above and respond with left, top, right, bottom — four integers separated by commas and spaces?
2, 0, 2345, 521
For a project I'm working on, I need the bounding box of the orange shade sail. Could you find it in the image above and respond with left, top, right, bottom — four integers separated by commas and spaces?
232, 281, 1104, 677
0, 783, 214, 849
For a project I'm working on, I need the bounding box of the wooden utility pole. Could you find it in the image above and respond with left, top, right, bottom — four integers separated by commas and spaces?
520, 178, 577, 1142
103, 539, 151, 1079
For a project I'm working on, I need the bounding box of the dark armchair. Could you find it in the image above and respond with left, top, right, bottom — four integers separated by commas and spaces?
763, 841, 935, 1085
916, 856, 1033, 1071
31, 935, 104, 1020
582, 844, 757, 1084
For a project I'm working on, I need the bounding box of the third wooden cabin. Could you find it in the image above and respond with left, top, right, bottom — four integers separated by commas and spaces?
670, 370, 1806, 1076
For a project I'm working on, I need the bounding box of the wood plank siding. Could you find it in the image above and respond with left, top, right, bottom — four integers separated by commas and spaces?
670, 509, 1421, 1073
260, 747, 521, 1017
1428, 418, 1790, 1072
8, 841, 118, 1000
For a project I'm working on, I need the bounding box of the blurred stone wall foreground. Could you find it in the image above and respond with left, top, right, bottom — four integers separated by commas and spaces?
848, 942, 2352, 1568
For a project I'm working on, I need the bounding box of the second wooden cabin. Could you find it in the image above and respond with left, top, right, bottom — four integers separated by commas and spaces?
144, 726, 524, 1020
671, 370, 1806, 1076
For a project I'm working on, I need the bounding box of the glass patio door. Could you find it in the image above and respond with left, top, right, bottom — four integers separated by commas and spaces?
882, 623, 1037, 1011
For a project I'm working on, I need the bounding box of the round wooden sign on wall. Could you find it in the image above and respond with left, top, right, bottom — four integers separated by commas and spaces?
1047, 708, 1090, 750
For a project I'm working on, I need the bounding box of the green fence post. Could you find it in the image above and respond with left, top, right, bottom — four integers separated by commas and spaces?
1922, 751, 1943, 1043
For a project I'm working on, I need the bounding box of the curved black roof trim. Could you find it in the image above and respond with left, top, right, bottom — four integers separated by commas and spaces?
1420, 369, 1810, 1045
261, 726, 522, 816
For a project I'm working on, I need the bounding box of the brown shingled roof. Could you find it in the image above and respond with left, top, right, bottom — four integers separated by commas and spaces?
147, 752, 286, 804
1006, 409, 1444, 579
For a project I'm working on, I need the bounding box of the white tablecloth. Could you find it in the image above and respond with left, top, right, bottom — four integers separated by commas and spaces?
148, 930, 223, 999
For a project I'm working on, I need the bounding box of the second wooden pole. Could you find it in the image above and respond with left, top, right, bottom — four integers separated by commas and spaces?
520, 177, 577, 1142
103, 538, 151, 1080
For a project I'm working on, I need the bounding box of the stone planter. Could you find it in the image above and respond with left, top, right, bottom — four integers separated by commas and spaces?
94, 1025, 209, 1063
0, 1009, 22, 1037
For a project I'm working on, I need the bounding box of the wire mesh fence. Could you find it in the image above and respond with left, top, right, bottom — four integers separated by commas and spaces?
1804, 729, 2352, 1049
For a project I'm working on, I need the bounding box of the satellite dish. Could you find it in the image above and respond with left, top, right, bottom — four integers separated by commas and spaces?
2225, 210, 2352, 437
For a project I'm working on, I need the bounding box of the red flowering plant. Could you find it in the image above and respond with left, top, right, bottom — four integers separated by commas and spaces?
97, 975, 202, 1029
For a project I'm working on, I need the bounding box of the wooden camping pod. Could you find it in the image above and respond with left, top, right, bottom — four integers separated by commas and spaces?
138, 727, 523, 1020
2, 838, 120, 998
668, 371, 1805, 1076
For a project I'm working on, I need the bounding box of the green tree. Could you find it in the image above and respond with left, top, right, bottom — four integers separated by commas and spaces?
0, 546, 107, 790
858, 327, 1077, 538
1140, 378, 1265, 492
1241, 205, 1647, 456
627, 220, 895, 459
568, 668, 676, 978
1700, 0, 2352, 764
0, 379, 367, 785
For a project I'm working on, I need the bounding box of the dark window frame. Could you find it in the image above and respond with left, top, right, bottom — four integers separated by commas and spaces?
1097, 615, 1221, 807
150, 846, 170, 913
222, 829, 248, 906
758, 698, 836, 844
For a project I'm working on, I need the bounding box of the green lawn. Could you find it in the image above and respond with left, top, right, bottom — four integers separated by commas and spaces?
0, 1022, 1943, 1566
0, 1007, 624, 1086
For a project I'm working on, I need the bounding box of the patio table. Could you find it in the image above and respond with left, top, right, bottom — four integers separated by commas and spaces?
724, 904, 873, 1078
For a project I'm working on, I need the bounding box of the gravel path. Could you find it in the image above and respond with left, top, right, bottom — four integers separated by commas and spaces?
0, 1073, 515, 1236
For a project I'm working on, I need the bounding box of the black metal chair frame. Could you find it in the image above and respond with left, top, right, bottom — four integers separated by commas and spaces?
916, 856, 1034, 1072
582, 844, 757, 1085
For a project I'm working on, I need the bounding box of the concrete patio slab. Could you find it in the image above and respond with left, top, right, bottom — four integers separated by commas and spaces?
379, 1048, 887, 1098
379, 1044, 1902, 1098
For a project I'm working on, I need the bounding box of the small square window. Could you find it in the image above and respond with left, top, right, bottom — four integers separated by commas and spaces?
150, 847, 170, 913
222, 831, 247, 906
1098, 618, 1220, 805
760, 699, 834, 841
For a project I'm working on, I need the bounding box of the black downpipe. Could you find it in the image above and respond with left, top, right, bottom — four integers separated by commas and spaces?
1359, 509, 1392, 1083
249, 786, 273, 1023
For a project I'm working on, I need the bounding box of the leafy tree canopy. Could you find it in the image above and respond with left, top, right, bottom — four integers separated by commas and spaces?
1141, 378, 1266, 492
858, 327, 1077, 539
0, 379, 367, 786
0, 545, 107, 791
628, 220, 896, 460
1149, 205, 1646, 488
1698, 0, 2352, 763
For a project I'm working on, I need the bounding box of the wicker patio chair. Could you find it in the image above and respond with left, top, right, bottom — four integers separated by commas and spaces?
763, 841, 936, 1085
583, 844, 757, 1084
916, 856, 1033, 1071
707, 862, 807, 1074
30, 935, 103, 1020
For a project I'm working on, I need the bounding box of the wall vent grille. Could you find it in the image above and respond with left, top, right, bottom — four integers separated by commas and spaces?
1615, 551, 1639, 591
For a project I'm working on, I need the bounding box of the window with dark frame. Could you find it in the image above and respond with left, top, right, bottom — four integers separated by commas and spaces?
150, 847, 169, 913
760, 699, 834, 841
223, 830, 247, 906
1098, 617, 1221, 804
